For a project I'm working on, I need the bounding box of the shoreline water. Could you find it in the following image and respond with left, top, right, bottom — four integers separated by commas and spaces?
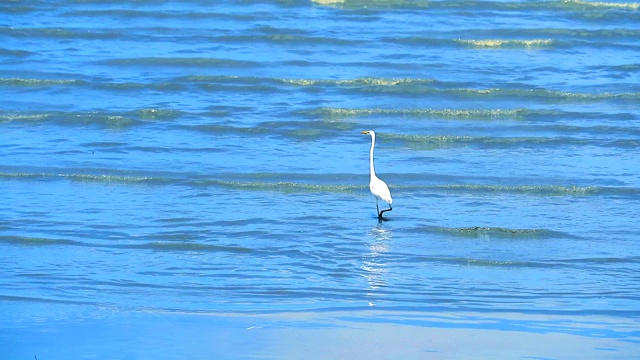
3, 303, 639, 359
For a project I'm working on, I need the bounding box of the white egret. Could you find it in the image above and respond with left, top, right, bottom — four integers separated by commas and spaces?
361, 130, 393, 219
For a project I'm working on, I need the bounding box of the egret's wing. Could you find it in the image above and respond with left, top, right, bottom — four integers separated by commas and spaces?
370, 178, 393, 204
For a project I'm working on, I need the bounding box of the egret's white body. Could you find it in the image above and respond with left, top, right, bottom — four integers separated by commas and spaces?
361, 130, 393, 219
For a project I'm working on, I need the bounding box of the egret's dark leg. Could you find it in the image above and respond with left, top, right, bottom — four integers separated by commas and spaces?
375, 199, 381, 218
379, 204, 392, 218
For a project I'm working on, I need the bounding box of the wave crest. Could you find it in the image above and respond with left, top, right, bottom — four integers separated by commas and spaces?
457, 39, 555, 48
308, 107, 527, 120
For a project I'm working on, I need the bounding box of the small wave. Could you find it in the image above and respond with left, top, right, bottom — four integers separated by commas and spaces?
0, 109, 182, 128
280, 77, 639, 102
0, 5, 35, 14
0, 111, 135, 128
0, 27, 119, 40
3, 170, 636, 198
608, 139, 640, 148
312, 0, 432, 9
100, 57, 259, 68
0, 48, 34, 57
63, 9, 259, 22
0, 78, 87, 87
99, 81, 184, 92
204, 180, 361, 194
433, 255, 640, 269
172, 76, 640, 103
48, 74, 627, 105
457, 39, 555, 48
59, 173, 161, 184
421, 257, 553, 268
417, 256, 637, 269
82, 141, 127, 148
121, 242, 253, 253
0, 294, 93, 305
0, 171, 359, 193
178, 75, 246, 83
0, 172, 166, 185
430, 184, 603, 195
467, 28, 640, 42
312, 0, 345, 5
0, 235, 79, 246
186, 121, 356, 140
281, 77, 436, 87
0, 113, 50, 122
205, 178, 637, 197
308, 107, 528, 120
560, 0, 640, 10
0, 77, 183, 92
417, 226, 572, 239
0, 235, 252, 254
383, 132, 640, 150
399, 183, 640, 197
132, 108, 182, 121
313, 0, 640, 11
178, 75, 436, 89
444, 88, 640, 102
385, 133, 592, 150
189, 124, 272, 136
562, 256, 640, 264
284, 78, 635, 104
461, 258, 540, 267
437, 226, 552, 235
612, 63, 640, 72
214, 33, 359, 46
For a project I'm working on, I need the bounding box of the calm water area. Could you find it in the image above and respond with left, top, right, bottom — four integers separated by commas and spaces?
1, 0, 639, 358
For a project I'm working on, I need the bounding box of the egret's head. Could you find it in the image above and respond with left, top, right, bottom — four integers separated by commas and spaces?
361, 130, 375, 136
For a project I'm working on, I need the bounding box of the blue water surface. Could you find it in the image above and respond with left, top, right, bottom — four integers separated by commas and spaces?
1, 1, 640, 358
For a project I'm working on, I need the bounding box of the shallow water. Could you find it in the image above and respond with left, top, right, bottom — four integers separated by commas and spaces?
1, 0, 640, 358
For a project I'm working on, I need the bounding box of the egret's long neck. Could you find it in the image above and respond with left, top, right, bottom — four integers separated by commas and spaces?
369, 133, 376, 179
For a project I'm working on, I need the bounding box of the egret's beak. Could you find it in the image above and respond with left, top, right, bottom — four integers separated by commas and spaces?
360, 130, 369, 135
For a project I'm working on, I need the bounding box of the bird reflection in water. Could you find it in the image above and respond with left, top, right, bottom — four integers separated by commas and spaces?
362, 224, 393, 306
